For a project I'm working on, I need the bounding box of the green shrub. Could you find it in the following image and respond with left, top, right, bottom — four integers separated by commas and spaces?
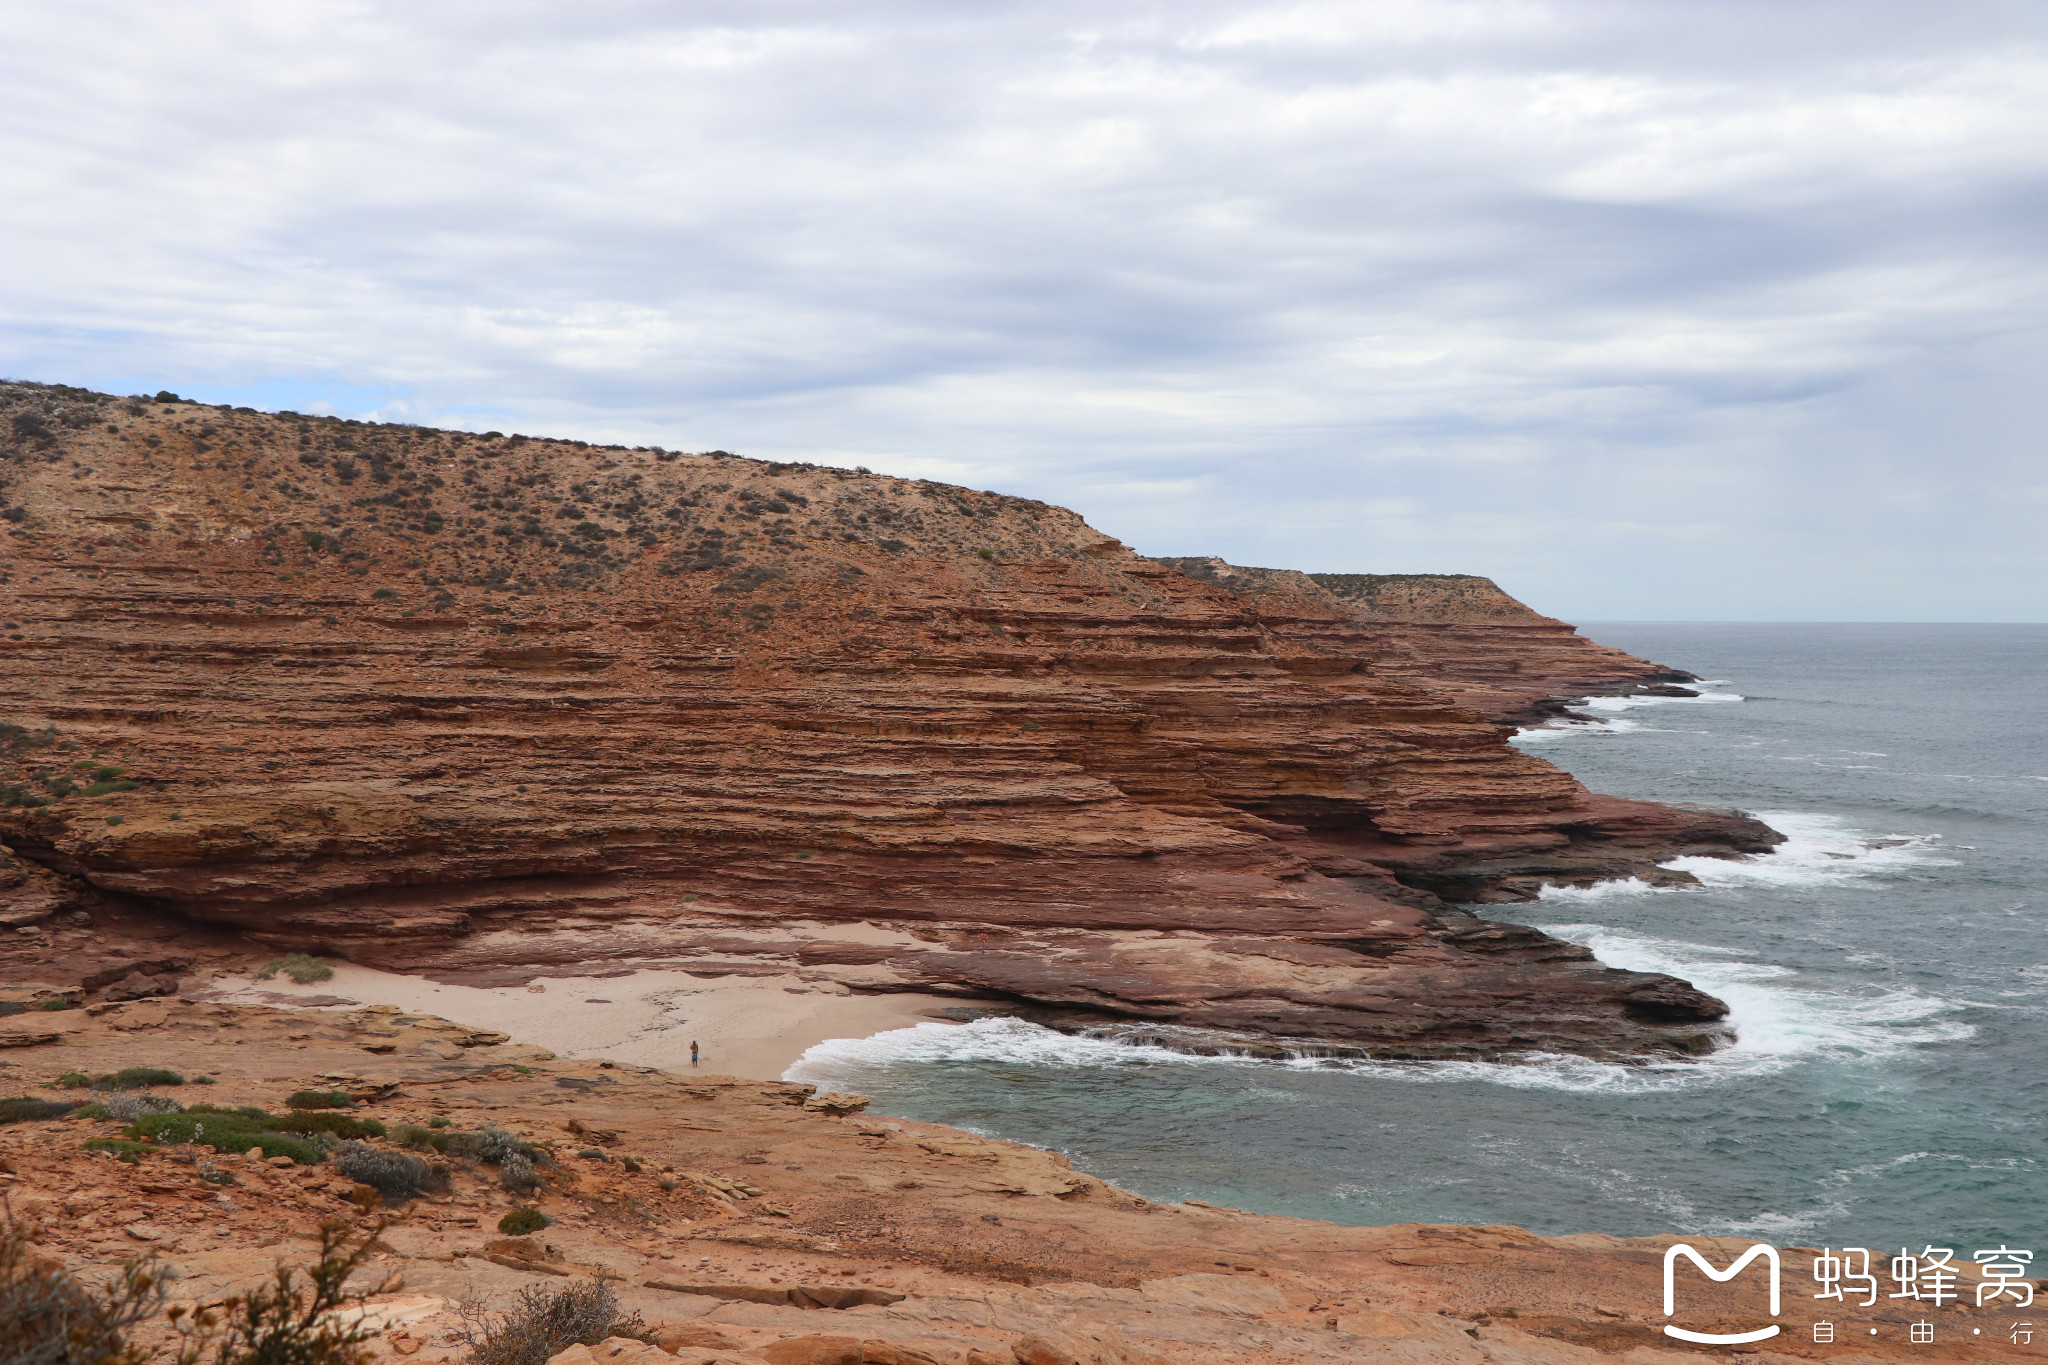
273, 1112, 384, 1139
392, 1123, 444, 1152
129, 1113, 320, 1164
0, 1096, 76, 1124
285, 1089, 353, 1110
428, 1116, 450, 1128
56, 1072, 91, 1088
104, 1067, 184, 1090
497, 1208, 549, 1236
83, 1138, 152, 1163
256, 954, 334, 985
83, 780, 140, 797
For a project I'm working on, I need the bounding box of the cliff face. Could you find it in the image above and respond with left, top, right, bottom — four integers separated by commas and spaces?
0, 382, 1777, 1058
1164, 560, 1698, 726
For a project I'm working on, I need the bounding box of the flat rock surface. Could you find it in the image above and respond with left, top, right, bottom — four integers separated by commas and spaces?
0, 1002, 2027, 1364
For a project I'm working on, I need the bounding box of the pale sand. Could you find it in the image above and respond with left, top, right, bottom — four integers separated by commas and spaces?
201, 963, 961, 1082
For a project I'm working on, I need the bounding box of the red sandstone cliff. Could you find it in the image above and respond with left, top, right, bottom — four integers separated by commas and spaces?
1160, 560, 1698, 726
0, 382, 1777, 1058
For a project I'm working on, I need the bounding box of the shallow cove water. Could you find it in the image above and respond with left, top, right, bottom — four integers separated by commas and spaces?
788, 624, 2048, 1246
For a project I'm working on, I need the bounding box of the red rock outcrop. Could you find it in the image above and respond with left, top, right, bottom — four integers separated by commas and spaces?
1160, 559, 1699, 726
0, 381, 1778, 1058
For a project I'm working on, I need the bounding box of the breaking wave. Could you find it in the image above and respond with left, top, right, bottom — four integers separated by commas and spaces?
787, 925, 1969, 1099
1532, 810, 1956, 899
1513, 680, 1743, 743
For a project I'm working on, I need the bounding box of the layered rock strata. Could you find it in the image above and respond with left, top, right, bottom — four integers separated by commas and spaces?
0, 382, 1778, 1058
1161, 559, 1700, 726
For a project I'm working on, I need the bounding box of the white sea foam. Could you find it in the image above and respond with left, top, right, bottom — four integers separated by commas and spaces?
788, 808, 1968, 1097
1534, 876, 1688, 900
1511, 715, 1648, 743
786, 915, 1970, 1097
1528, 810, 1955, 902
1666, 809, 1955, 889
1512, 680, 1741, 743
1576, 684, 1744, 712
1530, 921, 1974, 1062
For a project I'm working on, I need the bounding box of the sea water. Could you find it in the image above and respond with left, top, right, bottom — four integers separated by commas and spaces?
787, 624, 2048, 1247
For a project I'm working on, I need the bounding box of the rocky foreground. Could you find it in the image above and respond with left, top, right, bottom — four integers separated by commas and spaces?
5, 998, 2030, 1365
1, 380, 1778, 1059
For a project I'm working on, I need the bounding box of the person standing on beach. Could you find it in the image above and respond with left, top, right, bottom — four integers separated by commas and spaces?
691, 1040, 699, 1066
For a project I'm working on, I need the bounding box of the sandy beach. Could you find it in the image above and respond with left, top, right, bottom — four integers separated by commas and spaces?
199, 963, 963, 1082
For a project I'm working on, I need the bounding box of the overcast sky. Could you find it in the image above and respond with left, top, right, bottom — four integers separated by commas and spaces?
5, 2, 2045, 620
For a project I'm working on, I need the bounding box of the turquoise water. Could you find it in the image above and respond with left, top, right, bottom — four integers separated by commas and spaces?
788, 624, 2048, 1247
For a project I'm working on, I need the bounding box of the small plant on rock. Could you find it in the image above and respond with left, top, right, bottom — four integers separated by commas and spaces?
101, 1067, 185, 1091
255, 954, 333, 985
452, 1280, 648, 1365
332, 1141, 441, 1204
99, 1092, 183, 1123
0, 1097, 78, 1124
499, 1151, 540, 1195
497, 1207, 550, 1236
166, 1220, 383, 1365
285, 1089, 352, 1110
1, 1206, 166, 1364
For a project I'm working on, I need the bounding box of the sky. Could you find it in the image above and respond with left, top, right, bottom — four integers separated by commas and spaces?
4, 1, 2045, 621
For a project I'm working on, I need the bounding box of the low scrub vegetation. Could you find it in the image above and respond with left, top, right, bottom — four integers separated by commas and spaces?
271, 1111, 385, 1140
453, 1280, 648, 1365
128, 1107, 323, 1165
333, 1141, 447, 1203
285, 1089, 353, 1110
1, 1207, 165, 1365
167, 1220, 383, 1365
497, 1207, 550, 1235
255, 954, 333, 985
60, 1067, 184, 1091
0, 1097, 78, 1124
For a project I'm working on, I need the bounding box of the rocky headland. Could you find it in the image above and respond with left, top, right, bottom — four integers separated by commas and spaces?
0, 380, 1780, 1060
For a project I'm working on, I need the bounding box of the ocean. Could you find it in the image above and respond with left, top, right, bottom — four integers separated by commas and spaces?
787, 623, 2048, 1249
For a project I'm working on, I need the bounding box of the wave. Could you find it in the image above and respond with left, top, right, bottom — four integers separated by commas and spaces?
1529, 921, 1973, 1061
1530, 810, 1956, 901
1513, 681, 1742, 742
1667, 809, 1956, 888
1511, 715, 1650, 743
788, 809, 1969, 1099
786, 920, 1970, 1098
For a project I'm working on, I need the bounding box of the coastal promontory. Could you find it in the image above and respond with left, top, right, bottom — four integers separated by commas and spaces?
0, 381, 1778, 1059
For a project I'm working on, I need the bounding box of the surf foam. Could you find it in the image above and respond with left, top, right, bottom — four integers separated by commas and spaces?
1513, 680, 1742, 743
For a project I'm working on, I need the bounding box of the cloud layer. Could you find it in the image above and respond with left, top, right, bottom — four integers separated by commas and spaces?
5, 0, 2045, 618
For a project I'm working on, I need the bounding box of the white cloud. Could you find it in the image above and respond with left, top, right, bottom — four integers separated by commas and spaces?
1, 0, 2044, 619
